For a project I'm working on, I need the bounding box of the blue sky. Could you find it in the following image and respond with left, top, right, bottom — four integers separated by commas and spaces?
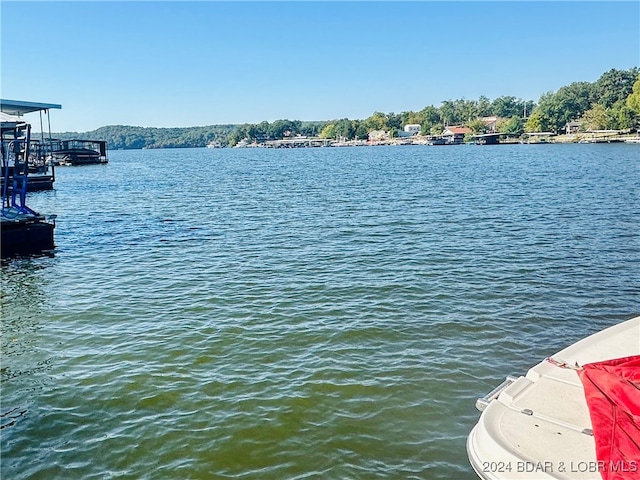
1, 1, 638, 132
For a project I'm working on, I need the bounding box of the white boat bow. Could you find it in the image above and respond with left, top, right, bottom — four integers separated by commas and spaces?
467, 316, 640, 480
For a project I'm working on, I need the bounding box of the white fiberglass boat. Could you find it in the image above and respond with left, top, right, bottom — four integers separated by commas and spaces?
467, 316, 640, 480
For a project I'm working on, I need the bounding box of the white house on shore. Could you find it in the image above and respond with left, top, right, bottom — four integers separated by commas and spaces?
404, 124, 421, 135
396, 124, 422, 138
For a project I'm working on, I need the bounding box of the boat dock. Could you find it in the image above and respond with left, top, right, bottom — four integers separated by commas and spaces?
1, 99, 60, 257
52, 138, 108, 165
578, 130, 627, 143
0, 100, 61, 192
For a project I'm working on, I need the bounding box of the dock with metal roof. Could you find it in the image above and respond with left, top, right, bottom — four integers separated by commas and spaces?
1, 99, 60, 257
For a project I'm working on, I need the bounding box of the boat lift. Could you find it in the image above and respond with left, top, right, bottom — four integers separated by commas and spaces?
2, 120, 35, 216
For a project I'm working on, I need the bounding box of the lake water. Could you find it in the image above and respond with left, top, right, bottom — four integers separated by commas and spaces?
1, 144, 638, 479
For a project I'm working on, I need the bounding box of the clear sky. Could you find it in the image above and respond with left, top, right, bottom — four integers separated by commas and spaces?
1, 1, 638, 132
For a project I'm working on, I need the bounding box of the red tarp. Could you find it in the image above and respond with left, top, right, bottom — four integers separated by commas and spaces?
578, 355, 640, 480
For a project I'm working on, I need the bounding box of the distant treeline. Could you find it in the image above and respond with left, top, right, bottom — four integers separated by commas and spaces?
52, 124, 238, 150
527, 67, 640, 134
54, 67, 640, 149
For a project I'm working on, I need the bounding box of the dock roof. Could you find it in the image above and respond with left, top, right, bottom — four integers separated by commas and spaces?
0, 99, 62, 116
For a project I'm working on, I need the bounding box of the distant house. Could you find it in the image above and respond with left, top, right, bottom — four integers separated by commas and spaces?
404, 124, 421, 135
397, 124, 421, 138
480, 116, 500, 133
368, 130, 390, 141
565, 120, 583, 135
442, 126, 472, 144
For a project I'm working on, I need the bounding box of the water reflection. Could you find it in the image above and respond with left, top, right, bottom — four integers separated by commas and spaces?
1, 256, 56, 429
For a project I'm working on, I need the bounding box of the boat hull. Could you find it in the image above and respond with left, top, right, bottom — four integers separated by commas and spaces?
1, 216, 55, 257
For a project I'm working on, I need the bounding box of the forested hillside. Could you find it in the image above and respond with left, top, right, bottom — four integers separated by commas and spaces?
53, 124, 237, 150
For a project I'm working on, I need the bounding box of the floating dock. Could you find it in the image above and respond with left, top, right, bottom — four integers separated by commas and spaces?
52, 139, 108, 165
1, 208, 55, 257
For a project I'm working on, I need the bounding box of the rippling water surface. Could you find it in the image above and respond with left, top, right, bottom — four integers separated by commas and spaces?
2, 144, 639, 479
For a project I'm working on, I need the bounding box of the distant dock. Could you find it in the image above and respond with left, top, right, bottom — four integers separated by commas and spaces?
232, 136, 449, 149
51, 139, 109, 166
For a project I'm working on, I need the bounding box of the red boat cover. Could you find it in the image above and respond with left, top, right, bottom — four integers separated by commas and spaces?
578, 355, 640, 480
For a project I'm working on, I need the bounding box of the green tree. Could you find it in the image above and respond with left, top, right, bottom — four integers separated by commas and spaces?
522, 100, 536, 119
430, 124, 444, 136
319, 123, 336, 139
593, 68, 640, 108
498, 116, 525, 136
386, 112, 402, 130
476, 95, 492, 117
525, 109, 552, 133
580, 104, 611, 130
609, 101, 637, 130
491, 96, 521, 118
334, 118, 355, 140
228, 127, 246, 147
354, 121, 368, 140
402, 110, 425, 127
269, 119, 299, 139
456, 98, 478, 122
247, 123, 267, 141
534, 83, 593, 133
466, 118, 488, 134
439, 100, 458, 126
419, 105, 441, 133
363, 112, 388, 131
626, 75, 640, 117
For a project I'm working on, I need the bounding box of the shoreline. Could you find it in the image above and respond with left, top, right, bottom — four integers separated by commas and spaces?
229, 132, 640, 148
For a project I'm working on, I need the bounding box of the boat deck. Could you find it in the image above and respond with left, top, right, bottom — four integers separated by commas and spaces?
467, 317, 640, 479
